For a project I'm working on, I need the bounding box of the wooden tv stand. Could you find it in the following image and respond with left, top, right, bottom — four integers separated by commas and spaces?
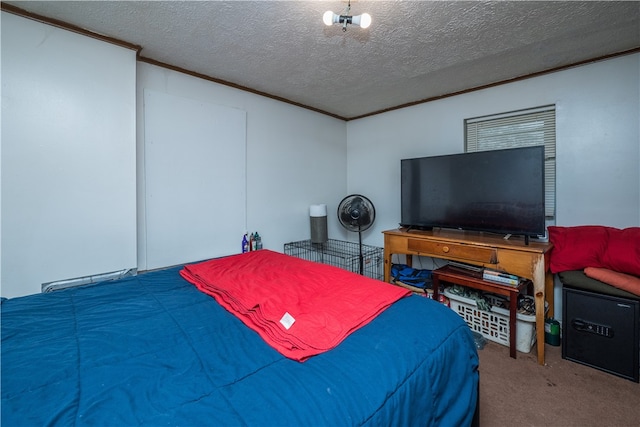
383, 228, 554, 365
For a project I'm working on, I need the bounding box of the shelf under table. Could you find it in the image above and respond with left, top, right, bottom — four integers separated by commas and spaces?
432, 265, 529, 359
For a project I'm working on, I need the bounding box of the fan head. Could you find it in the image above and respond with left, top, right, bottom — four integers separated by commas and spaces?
337, 194, 376, 232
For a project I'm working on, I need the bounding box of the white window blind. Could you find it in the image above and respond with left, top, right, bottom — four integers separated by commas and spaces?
465, 106, 556, 218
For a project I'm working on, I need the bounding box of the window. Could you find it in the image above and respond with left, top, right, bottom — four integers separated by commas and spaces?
465, 106, 556, 219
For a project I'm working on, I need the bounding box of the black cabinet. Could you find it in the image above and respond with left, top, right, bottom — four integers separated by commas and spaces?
562, 286, 639, 382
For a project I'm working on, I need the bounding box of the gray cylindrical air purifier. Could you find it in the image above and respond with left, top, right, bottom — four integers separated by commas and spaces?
309, 204, 328, 244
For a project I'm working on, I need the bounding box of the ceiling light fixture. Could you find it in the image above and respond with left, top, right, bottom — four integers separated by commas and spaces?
323, 0, 371, 31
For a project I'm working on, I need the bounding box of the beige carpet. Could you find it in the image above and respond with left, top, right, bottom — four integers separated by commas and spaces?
478, 341, 640, 427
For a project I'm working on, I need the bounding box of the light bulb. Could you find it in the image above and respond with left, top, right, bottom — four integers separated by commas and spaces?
323, 10, 336, 26
352, 13, 372, 29
360, 13, 372, 29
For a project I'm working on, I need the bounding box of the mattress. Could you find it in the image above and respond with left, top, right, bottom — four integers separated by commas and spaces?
2, 258, 479, 426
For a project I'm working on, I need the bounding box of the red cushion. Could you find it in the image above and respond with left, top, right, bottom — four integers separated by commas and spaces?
584, 267, 640, 297
548, 226, 609, 273
548, 225, 640, 276
602, 227, 640, 277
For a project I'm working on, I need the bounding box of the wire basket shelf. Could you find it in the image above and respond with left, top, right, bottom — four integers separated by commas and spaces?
284, 239, 384, 281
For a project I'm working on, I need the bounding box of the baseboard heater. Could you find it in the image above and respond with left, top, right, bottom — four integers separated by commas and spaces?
41, 268, 137, 293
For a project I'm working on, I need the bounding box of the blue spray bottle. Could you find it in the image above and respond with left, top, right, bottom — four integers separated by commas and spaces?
242, 233, 249, 253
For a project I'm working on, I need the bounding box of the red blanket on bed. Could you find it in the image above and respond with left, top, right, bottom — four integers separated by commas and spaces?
180, 250, 410, 361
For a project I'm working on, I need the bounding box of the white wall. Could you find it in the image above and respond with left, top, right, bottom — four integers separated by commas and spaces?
1, 13, 347, 298
136, 63, 348, 270
3, 11, 637, 302
347, 53, 640, 316
142, 90, 247, 270
1, 13, 138, 298
347, 53, 640, 249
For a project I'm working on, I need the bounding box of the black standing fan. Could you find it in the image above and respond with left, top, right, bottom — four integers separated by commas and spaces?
337, 194, 376, 275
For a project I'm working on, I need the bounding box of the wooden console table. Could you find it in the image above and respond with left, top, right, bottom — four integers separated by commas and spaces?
383, 228, 554, 365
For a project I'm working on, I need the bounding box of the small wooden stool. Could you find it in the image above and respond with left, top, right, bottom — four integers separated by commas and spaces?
432, 265, 529, 358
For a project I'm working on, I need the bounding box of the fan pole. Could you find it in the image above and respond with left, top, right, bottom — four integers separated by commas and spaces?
358, 225, 364, 275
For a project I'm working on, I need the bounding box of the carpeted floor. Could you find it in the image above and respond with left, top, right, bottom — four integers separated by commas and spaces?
478, 341, 640, 427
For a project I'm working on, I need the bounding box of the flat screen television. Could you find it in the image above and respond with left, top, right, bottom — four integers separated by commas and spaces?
400, 146, 545, 241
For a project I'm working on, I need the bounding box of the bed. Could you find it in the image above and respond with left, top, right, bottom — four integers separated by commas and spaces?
2, 250, 479, 426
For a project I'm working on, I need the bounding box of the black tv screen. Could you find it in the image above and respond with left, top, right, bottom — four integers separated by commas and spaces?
400, 146, 545, 238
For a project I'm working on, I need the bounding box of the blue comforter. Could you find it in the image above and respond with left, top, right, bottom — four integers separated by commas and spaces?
2, 265, 478, 426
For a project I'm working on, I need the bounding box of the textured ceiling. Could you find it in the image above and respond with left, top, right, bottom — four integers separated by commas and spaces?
3, 1, 640, 120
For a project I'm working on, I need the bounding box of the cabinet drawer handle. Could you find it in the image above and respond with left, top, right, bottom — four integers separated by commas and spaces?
442, 246, 450, 253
